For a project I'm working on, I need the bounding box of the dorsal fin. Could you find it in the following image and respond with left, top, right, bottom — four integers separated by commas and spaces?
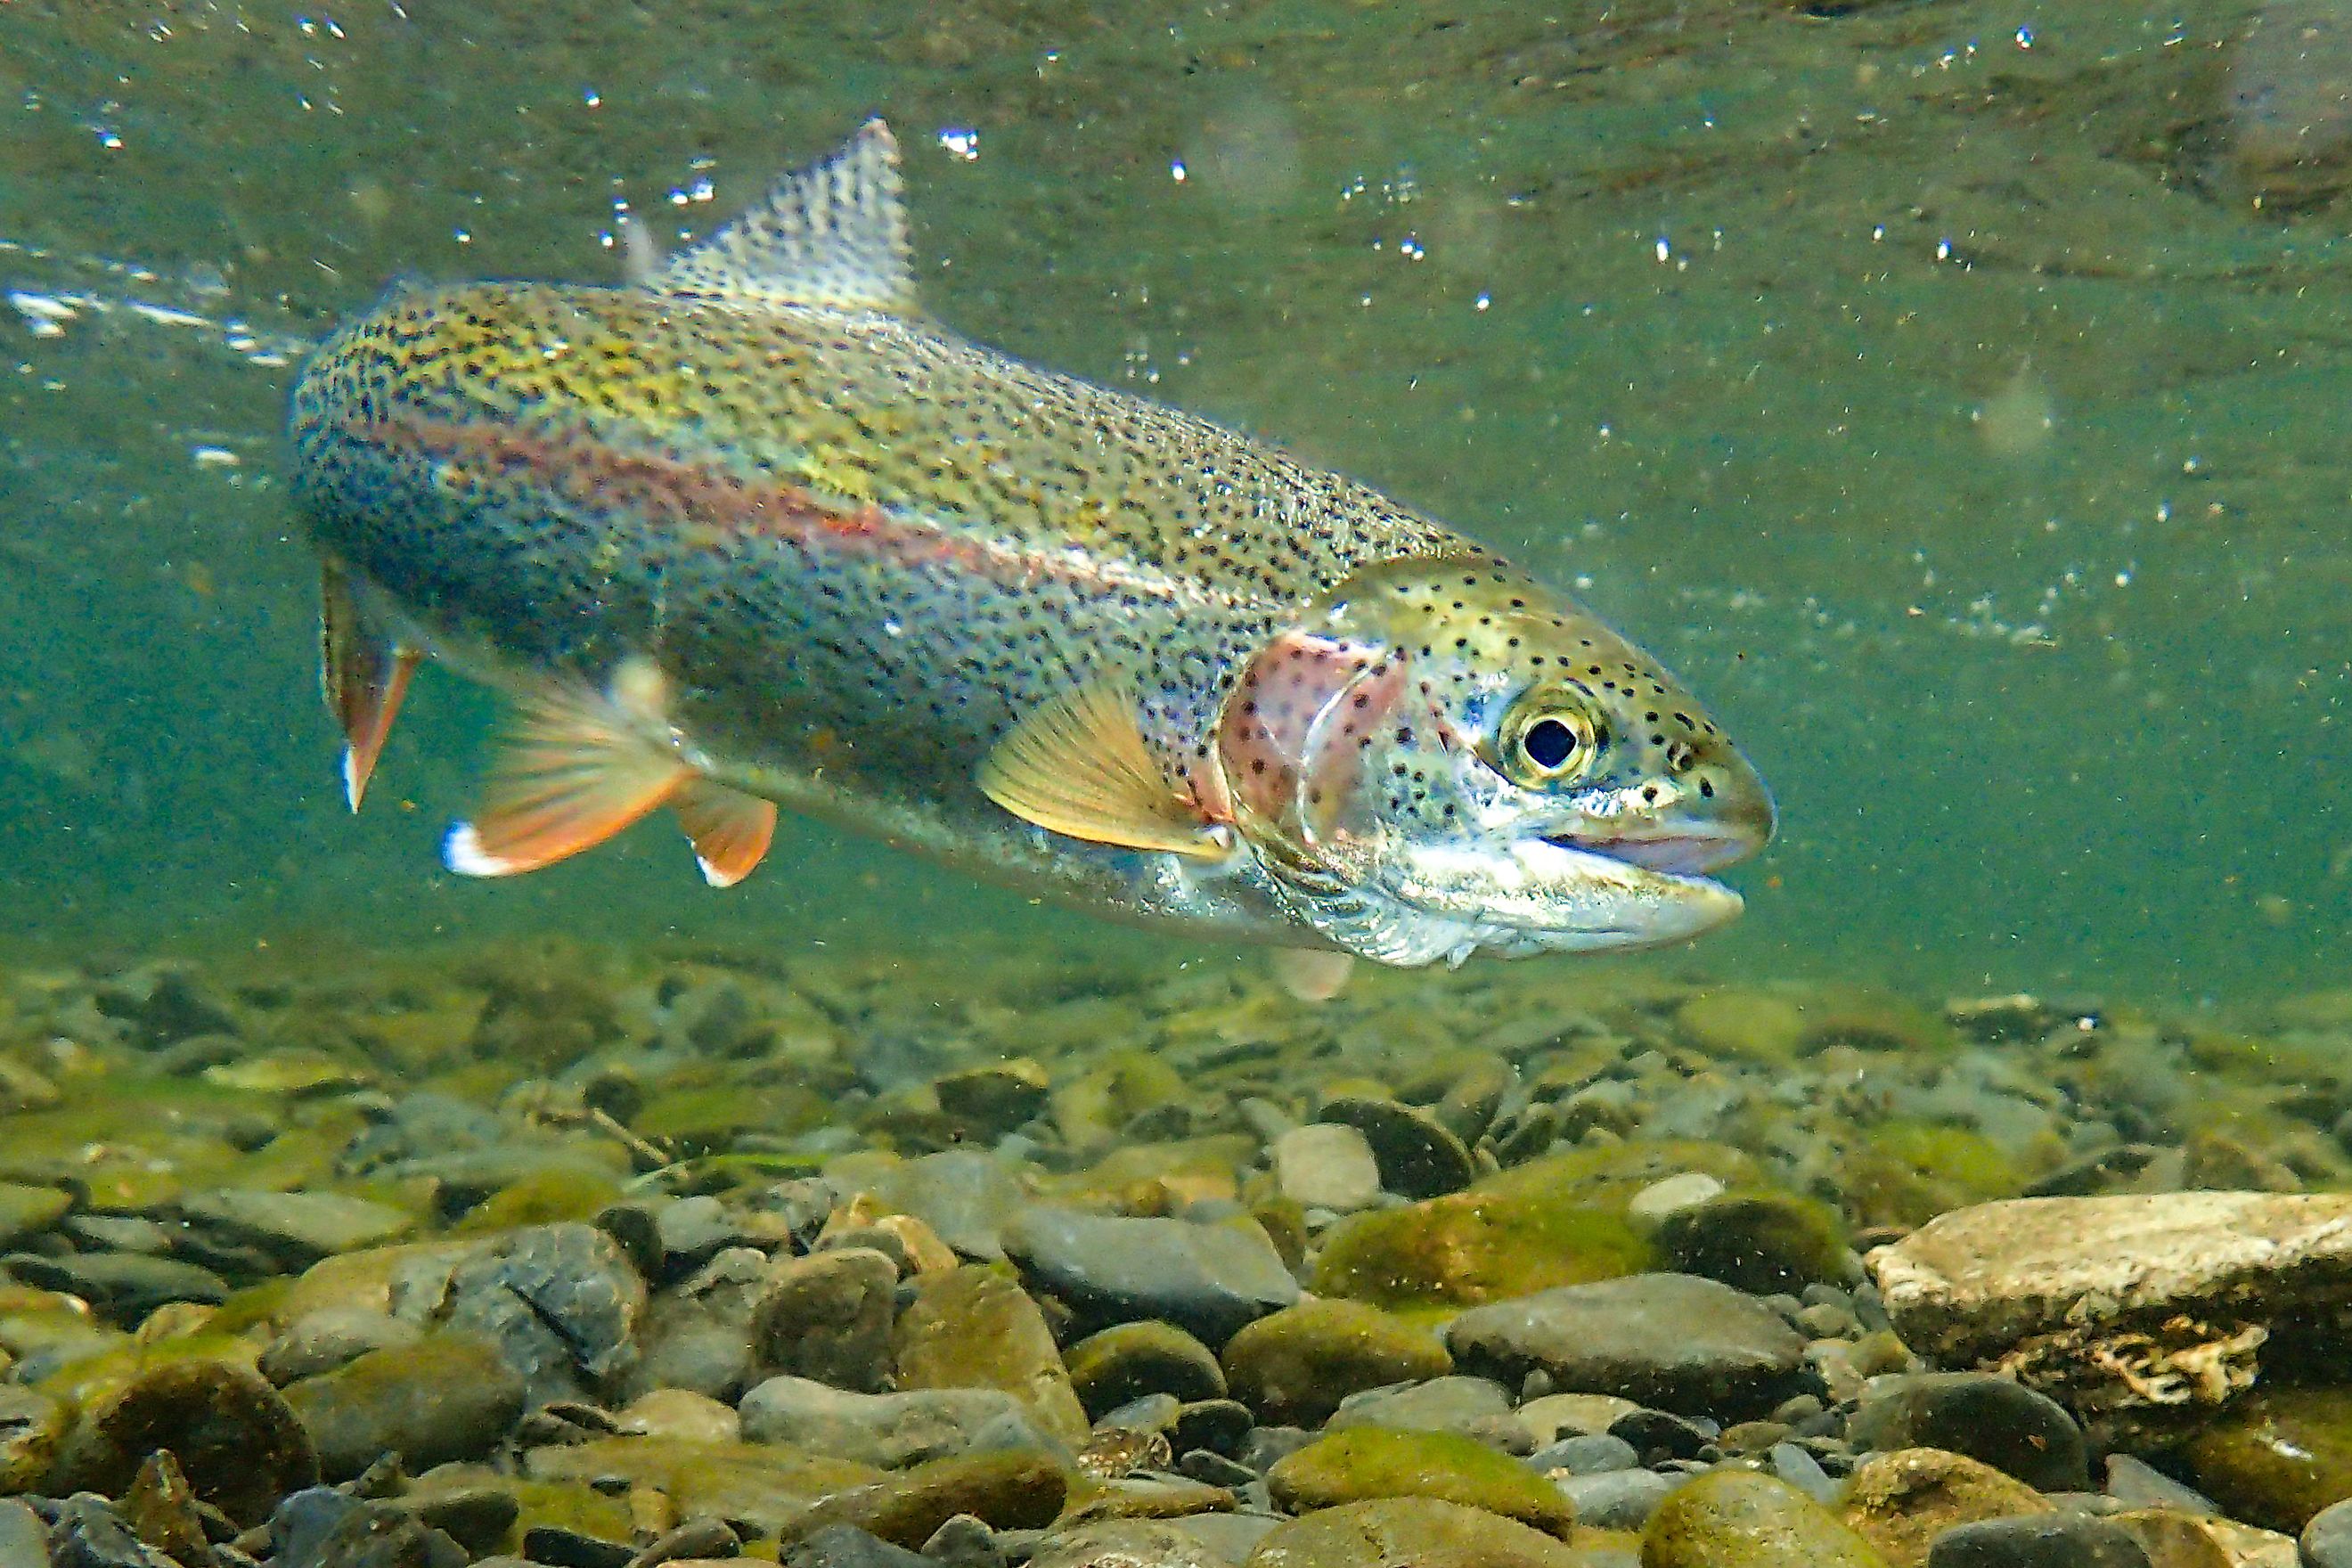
654, 118, 913, 313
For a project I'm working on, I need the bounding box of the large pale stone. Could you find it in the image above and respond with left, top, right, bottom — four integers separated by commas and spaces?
1867, 1193, 2352, 1428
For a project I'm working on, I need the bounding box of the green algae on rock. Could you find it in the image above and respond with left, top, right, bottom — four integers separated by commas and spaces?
1265, 1427, 1577, 1538
2184, 1388, 2352, 1533
893, 1262, 1090, 1445
1641, 1470, 1888, 1568
1247, 1496, 1594, 1567
279, 1329, 524, 1479
525, 1435, 882, 1534
1066, 1319, 1228, 1417
780, 1448, 1070, 1548
1653, 1188, 1852, 1295
1221, 1299, 1452, 1427
1311, 1185, 1649, 1311
50, 1359, 317, 1526
1840, 1448, 2051, 1567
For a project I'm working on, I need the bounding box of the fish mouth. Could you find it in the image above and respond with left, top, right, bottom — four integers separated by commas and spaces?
1542, 827, 1760, 878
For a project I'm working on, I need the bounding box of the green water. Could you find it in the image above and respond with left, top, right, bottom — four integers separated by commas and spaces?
0, 0, 2343, 1005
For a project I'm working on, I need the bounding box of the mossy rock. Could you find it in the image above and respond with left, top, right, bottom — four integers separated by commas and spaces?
785, 1449, 1069, 1548
1841, 1123, 2027, 1229
1066, 1320, 1227, 1417
2184, 1387, 2352, 1532
894, 1263, 1090, 1444
1654, 1189, 1850, 1294
1677, 990, 1810, 1063
1839, 1447, 2046, 1566
1313, 1188, 1648, 1311
633, 1082, 828, 1151
1222, 1300, 1450, 1426
1643, 1470, 1885, 1566
452, 1165, 626, 1233
527, 1437, 881, 1533
1267, 1427, 1575, 1538
1476, 1142, 1763, 1212
1245, 1496, 1590, 1566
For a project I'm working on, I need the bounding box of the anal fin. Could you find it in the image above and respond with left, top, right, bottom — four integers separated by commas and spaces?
672, 777, 778, 887
319, 561, 420, 813
445, 683, 690, 878
977, 681, 1228, 859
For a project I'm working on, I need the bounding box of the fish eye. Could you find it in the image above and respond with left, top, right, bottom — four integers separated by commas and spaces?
1494, 697, 1600, 788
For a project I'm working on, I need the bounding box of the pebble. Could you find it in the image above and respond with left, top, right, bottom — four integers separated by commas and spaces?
1444, 1272, 1809, 1419
3, 1251, 230, 1322
258, 1304, 421, 1384
780, 1524, 930, 1566
1265, 1427, 1575, 1537
0, 1384, 64, 1492
1842, 1447, 2053, 1567
781, 1450, 1067, 1550
1270, 1124, 1382, 1213
0, 1499, 45, 1567
1528, 1433, 1637, 1475
174, 1187, 411, 1267
1024, 1519, 1221, 1566
866, 1152, 1026, 1262
2183, 1388, 2352, 1533
1924, 1515, 2155, 1568
0, 1182, 71, 1247
394, 1222, 646, 1403
1004, 1207, 1299, 1345
893, 1263, 1090, 1445
1850, 1372, 2090, 1492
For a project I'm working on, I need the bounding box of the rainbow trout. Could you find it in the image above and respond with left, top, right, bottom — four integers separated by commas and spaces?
290, 121, 1773, 968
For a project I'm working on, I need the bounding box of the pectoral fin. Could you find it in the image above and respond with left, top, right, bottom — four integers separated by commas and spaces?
319, 560, 420, 813
444, 684, 691, 878
978, 682, 1228, 859
672, 777, 778, 887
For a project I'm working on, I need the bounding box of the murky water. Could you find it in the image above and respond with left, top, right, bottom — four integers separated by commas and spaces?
1, 0, 2344, 1002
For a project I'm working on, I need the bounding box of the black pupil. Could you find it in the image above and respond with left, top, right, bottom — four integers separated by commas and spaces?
1523, 716, 1578, 771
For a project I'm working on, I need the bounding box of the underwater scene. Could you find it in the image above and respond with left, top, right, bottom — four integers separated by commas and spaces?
1, 0, 2349, 1565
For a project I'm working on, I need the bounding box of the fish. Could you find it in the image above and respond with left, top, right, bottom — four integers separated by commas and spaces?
288, 120, 1774, 969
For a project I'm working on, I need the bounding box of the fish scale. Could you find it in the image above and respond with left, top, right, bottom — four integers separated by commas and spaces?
289, 120, 1773, 967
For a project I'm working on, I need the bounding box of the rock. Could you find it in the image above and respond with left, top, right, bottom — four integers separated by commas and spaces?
894, 1264, 1090, 1444
1221, 1299, 1452, 1427
389, 1222, 645, 1404
1653, 1191, 1850, 1295
55, 1359, 318, 1525
1311, 1175, 1650, 1311
1058, 1474, 1236, 1525
1924, 1515, 2154, 1568
935, 1060, 1051, 1139
175, 1188, 412, 1267
1867, 1195, 2352, 1429
0, 1181, 70, 1245
404, 1482, 522, 1554
1242, 1496, 1590, 1566
1518, 1392, 1644, 1445
1025, 1519, 1228, 1567
2306, 1498, 2352, 1568
1326, 1376, 1516, 1442
782, 1523, 932, 1565
259, 1305, 421, 1384
0, 1384, 64, 1491
1842, 1448, 2051, 1567
753, 1247, 899, 1392
1270, 1125, 1382, 1214
1444, 1273, 1808, 1420
2105, 1454, 2220, 1515
867, 1152, 1028, 1262
1640, 1470, 1887, 1567
527, 1437, 879, 1535
1850, 1373, 2089, 1492
1004, 1208, 1298, 1346
0, 1500, 45, 1568
4, 1251, 230, 1322
121, 1448, 211, 1568
617, 1387, 740, 1443
1066, 1321, 1228, 1418
2183, 1388, 2352, 1532
739, 1376, 1058, 1468
282, 1330, 527, 1478
2109, 1511, 2233, 1568
1677, 989, 1809, 1062
1314, 1098, 1475, 1200
632, 1245, 769, 1401
1556, 1466, 1677, 1531
783, 1450, 1068, 1549
1529, 1432, 1637, 1475
1625, 1174, 1727, 1231
48, 1494, 180, 1568
1264, 1428, 1575, 1538
1171, 1399, 1254, 1458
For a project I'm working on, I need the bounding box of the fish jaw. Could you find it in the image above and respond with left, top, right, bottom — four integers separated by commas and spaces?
1384, 836, 1746, 960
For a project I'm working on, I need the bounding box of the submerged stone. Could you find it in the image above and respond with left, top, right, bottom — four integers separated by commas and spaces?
1266, 1427, 1575, 1537
1221, 1299, 1452, 1427
1065, 1320, 1228, 1417
1641, 1470, 1886, 1567
1445, 1273, 1807, 1419
2183, 1387, 2352, 1533
55, 1359, 318, 1525
1840, 1448, 2050, 1567
739, 1376, 1055, 1468
781, 1450, 1068, 1549
1004, 1207, 1298, 1345
1244, 1496, 1590, 1566
281, 1330, 524, 1479
894, 1263, 1090, 1444
1849, 1372, 2088, 1493
1652, 1189, 1850, 1295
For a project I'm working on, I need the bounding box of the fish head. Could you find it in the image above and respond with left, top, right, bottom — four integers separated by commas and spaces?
1214, 553, 1773, 965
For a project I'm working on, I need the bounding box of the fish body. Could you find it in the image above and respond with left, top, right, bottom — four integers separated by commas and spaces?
290, 122, 1772, 966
